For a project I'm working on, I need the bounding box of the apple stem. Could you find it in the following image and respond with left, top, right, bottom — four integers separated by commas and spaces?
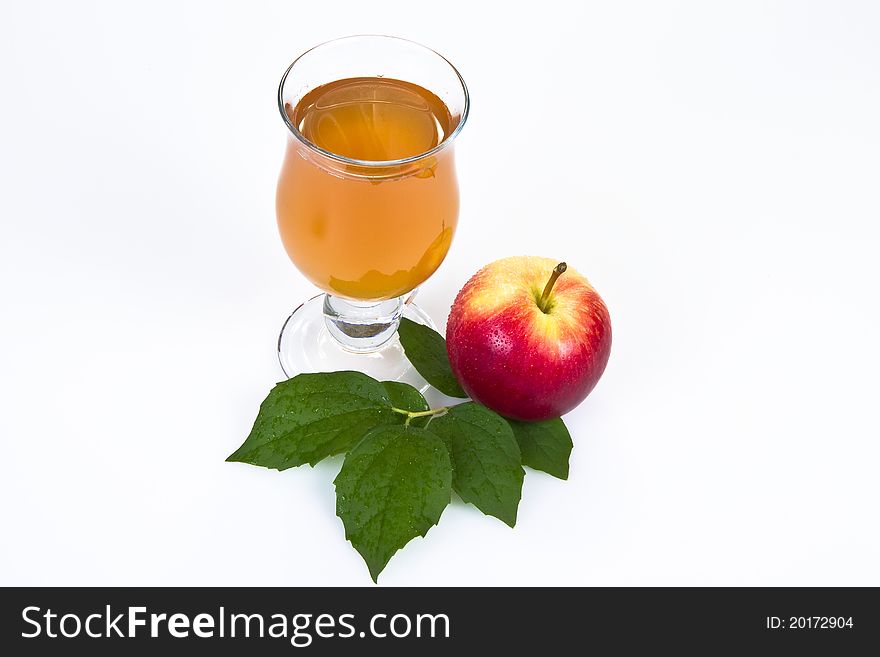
538, 262, 567, 313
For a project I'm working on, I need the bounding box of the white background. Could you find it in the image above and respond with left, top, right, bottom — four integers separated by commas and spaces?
2, 0, 879, 586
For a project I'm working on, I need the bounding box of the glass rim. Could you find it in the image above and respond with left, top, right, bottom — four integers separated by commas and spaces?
277, 34, 470, 167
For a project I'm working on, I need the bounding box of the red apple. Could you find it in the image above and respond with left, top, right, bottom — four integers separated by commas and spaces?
446, 256, 611, 421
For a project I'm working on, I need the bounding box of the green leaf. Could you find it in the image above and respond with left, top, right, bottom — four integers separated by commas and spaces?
507, 417, 573, 480
226, 371, 395, 470
397, 318, 467, 398
381, 381, 429, 413
429, 402, 524, 527
334, 425, 452, 582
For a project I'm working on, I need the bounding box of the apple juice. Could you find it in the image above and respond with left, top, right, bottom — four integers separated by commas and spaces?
276, 77, 460, 301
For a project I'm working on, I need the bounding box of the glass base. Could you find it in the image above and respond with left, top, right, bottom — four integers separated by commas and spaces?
277, 293, 436, 390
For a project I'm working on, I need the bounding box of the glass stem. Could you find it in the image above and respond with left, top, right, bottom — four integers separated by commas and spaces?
322, 293, 409, 353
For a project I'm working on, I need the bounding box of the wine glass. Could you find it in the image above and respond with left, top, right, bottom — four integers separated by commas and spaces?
275, 36, 469, 386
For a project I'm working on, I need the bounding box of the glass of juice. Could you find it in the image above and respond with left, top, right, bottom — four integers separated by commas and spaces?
275, 36, 469, 384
